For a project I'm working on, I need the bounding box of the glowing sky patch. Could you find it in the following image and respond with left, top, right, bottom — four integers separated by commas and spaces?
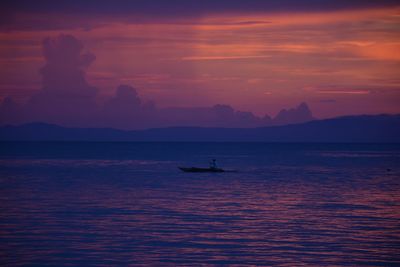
0, 1, 399, 119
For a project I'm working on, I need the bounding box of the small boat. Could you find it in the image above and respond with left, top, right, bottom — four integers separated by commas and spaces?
179, 159, 236, 173
179, 167, 225, 173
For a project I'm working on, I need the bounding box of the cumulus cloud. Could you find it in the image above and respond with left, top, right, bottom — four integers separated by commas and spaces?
273, 102, 314, 125
21, 35, 99, 126
100, 84, 159, 129
0, 34, 314, 129
103, 85, 141, 114
41, 34, 97, 96
156, 104, 273, 128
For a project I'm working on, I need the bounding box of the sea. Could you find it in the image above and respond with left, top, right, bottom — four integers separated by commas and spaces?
0, 142, 399, 266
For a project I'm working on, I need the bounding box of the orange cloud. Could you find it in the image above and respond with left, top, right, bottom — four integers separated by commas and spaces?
1, 5, 399, 118
198, 7, 400, 29
317, 90, 370, 95
181, 55, 271, 61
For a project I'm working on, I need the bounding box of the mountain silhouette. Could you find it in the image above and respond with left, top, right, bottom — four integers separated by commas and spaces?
0, 114, 399, 142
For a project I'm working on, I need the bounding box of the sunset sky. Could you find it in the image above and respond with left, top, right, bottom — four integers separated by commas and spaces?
1, 0, 399, 121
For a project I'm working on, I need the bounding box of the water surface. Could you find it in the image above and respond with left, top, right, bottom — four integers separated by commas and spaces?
0, 142, 399, 266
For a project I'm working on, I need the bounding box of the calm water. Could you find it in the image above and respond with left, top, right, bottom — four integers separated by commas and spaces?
0, 142, 399, 266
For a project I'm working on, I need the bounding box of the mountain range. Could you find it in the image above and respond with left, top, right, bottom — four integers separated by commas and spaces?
0, 114, 399, 142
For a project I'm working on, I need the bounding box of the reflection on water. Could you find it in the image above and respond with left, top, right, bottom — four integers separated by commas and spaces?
0, 142, 399, 266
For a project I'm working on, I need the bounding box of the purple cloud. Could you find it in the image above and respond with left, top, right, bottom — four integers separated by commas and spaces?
0, 34, 314, 129
2, 1, 398, 31
273, 102, 314, 125
41, 34, 96, 95
21, 35, 99, 127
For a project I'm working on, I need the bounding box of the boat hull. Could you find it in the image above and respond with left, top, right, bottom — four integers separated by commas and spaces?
179, 167, 225, 173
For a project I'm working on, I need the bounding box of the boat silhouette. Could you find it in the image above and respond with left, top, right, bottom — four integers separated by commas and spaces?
179, 159, 236, 173
179, 167, 225, 173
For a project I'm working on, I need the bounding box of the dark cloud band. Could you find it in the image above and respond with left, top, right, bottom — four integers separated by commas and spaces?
2, 0, 399, 15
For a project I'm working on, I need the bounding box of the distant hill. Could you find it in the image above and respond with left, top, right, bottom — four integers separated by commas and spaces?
0, 114, 399, 142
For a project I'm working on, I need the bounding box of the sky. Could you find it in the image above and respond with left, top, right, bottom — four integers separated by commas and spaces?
0, 0, 399, 128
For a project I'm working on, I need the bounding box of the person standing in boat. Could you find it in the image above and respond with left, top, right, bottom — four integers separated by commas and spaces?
210, 159, 217, 169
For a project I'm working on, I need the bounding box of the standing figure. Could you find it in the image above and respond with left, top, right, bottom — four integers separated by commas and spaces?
210, 159, 217, 169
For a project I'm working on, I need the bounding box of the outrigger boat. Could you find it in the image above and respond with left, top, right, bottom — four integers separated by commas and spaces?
179, 159, 236, 173
179, 167, 225, 173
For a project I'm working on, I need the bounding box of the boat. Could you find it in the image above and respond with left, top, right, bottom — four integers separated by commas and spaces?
179, 159, 236, 173
178, 167, 236, 172
179, 167, 225, 173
